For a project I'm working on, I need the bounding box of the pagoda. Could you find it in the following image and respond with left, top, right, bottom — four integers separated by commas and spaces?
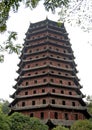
9, 19, 90, 129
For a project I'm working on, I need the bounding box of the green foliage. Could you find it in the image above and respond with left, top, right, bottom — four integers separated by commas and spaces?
0, 112, 11, 130
44, 0, 69, 13
0, 99, 10, 114
0, 31, 21, 62
10, 112, 31, 130
10, 112, 48, 130
29, 117, 48, 130
52, 125, 69, 130
70, 120, 92, 130
4, 31, 21, 54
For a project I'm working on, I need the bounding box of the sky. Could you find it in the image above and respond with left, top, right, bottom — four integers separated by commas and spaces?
0, 2, 92, 101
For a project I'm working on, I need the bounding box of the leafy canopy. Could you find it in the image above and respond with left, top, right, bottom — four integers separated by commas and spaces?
70, 120, 92, 130
52, 125, 69, 130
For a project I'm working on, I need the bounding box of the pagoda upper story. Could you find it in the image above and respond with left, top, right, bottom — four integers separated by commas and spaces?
9, 19, 91, 129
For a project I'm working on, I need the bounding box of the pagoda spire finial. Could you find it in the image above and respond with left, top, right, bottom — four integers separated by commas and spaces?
46, 16, 48, 20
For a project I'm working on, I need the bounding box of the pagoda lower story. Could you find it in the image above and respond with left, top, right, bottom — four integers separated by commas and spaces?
9, 19, 91, 129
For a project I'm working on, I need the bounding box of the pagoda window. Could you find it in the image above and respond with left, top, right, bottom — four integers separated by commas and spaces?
43, 55, 45, 57
56, 48, 59, 51
32, 101, 35, 105
42, 71, 45, 73
51, 79, 54, 82
25, 91, 28, 95
62, 101, 65, 105
63, 50, 66, 53
28, 73, 31, 76
44, 46, 46, 49
52, 99, 55, 104
40, 112, 44, 119
34, 80, 37, 84
49, 46, 52, 49
43, 99, 46, 104
61, 90, 64, 94
57, 56, 60, 58
58, 72, 61, 75
65, 73, 68, 76
30, 113, 34, 117
54, 112, 58, 119
27, 65, 30, 68
51, 71, 54, 73
29, 50, 32, 53
35, 63, 38, 66
43, 79, 46, 82
69, 91, 72, 95
74, 114, 78, 120
36, 56, 38, 58
68, 82, 71, 85
35, 72, 38, 75
66, 65, 68, 68
36, 48, 39, 51
22, 102, 25, 106
64, 57, 66, 60
60, 80, 62, 84
72, 102, 75, 106
52, 89, 55, 93
42, 89, 45, 93
58, 63, 60, 66
64, 113, 69, 120
50, 55, 53, 57
26, 82, 29, 86
33, 90, 36, 94
50, 62, 52, 65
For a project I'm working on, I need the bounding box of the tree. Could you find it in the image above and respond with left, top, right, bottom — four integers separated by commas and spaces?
0, 111, 11, 130
52, 125, 69, 130
10, 112, 48, 130
10, 112, 31, 130
0, 99, 10, 114
70, 120, 92, 130
29, 117, 48, 130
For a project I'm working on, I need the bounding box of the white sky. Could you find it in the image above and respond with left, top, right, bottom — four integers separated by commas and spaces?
0, 2, 92, 101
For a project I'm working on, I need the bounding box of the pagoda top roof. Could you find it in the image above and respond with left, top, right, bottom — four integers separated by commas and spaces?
29, 18, 64, 28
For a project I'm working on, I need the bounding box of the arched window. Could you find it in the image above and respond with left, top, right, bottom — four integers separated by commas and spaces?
43, 79, 46, 82
25, 91, 28, 95
43, 99, 46, 104
40, 112, 44, 119
61, 90, 64, 94
30, 113, 34, 117
69, 91, 72, 95
72, 102, 75, 106
52, 99, 55, 104
33, 90, 36, 94
54, 112, 58, 119
64, 113, 68, 120
26, 82, 29, 86
42, 89, 45, 93
68, 82, 71, 85
62, 101, 65, 105
34, 80, 37, 84
22, 102, 25, 106
52, 89, 55, 93
51, 79, 54, 82
32, 101, 35, 105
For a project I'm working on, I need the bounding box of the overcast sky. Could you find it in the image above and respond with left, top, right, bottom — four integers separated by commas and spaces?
0, 3, 92, 101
